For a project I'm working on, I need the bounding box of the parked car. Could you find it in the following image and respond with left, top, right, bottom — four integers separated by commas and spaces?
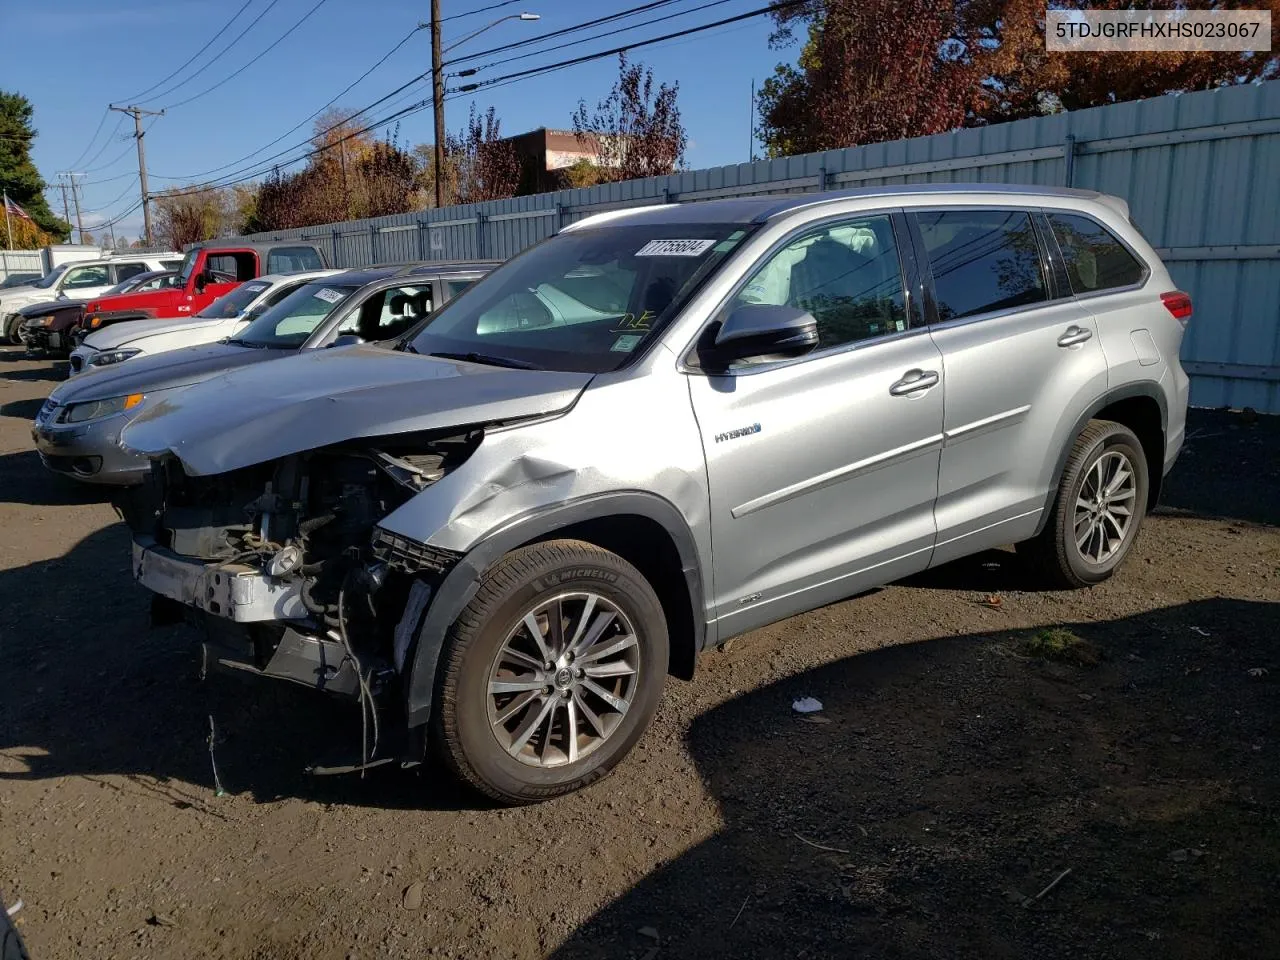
33, 261, 493, 485
117, 185, 1191, 805
0, 272, 40, 289
21, 270, 179, 356
76, 240, 330, 340
67, 269, 341, 375
0, 254, 181, 343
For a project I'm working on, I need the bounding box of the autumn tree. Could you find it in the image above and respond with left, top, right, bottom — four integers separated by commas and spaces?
0, 90, 70, 246
153, 184, 235, 250
446, 105, 520, 204
758, 0, 1280, 154
573, 55, 686, 182
757, 0, 974, 156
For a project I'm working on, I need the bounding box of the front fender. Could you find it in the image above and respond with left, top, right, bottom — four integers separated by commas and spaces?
400, 491, 707, 729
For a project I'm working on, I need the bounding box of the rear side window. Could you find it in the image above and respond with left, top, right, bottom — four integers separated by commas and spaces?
915, 210, 1046, 321
267, 246, 324, 273
206, 252, 257, 282
113, 262, 148, 282
1048, 213, 1145, 294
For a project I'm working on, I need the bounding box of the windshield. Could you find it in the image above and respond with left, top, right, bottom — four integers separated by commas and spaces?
406, 223, 752, 372
197, 279, 272, 319
33, 264, 69, 289
178, 249, 198, 285
235, 281, 358, 348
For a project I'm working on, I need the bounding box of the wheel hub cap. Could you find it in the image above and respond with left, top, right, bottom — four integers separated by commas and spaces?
486, 591, 640, 768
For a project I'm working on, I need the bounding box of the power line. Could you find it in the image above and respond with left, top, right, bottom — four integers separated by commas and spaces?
161, 0, 333, 110
441, 0, 524, 23
77, 116, 127, 171
456, 0, 804, 92
119, 0, 255, 102
445, 0, 685, 67
81, 176, 140, 215
137, 0, 284, 106
151, 25, 424, 182
65, 109, 110, 169
456, 0, 739, 76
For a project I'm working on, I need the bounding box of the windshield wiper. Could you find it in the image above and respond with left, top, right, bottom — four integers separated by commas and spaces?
397, 340, 419, 354
427, 351, 540, 370
223, 337, 268, 349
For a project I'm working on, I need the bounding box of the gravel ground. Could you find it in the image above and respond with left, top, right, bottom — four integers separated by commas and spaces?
1, 347, 1277, 960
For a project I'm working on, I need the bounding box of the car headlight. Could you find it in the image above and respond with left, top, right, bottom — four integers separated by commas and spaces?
35, 316, 55, 327
63, 393, 144, 423
87, 348, 141, 367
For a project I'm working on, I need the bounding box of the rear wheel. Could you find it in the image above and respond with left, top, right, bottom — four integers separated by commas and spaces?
1019, 419, 1149, 588
432, 539, 668, 804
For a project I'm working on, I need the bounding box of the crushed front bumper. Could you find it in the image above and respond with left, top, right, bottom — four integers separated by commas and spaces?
132, 536, 309, 622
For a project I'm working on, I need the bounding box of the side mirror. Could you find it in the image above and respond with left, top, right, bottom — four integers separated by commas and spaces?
329, 334, 364, 348
708, 304, 819, 366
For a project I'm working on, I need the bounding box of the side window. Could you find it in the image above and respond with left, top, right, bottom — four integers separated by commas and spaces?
340, 285, 434, 341
161, 259, 183, 271
447, 278, 476, 299
915, 210, 1046, 321
206, 253, 257, 282
733, 214, 908, 350
62, 264, 110, 290
266, 246, 323, 273
113, 262, 147, 282
1048, 213, 1145, 294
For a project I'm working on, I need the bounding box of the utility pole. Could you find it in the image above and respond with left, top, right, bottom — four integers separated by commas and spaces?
57, 180, 72, 231
109, 104, 164, 247
430, 0, 446, 209
59, 172, 86, 242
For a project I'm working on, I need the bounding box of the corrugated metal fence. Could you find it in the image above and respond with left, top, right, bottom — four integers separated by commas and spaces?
244, 80, 1280, 413
0, 250, 44, 282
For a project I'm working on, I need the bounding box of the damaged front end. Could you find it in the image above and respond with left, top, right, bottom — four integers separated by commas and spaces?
127, 429, 480, 702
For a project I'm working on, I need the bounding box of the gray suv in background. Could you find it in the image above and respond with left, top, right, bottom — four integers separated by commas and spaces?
120, 185, 1190, 804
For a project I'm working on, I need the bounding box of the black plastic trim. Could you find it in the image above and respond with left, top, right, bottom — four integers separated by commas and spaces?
402, 490, 707, 728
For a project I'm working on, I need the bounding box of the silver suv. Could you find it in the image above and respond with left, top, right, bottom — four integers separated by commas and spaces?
121, 185, 1190, 804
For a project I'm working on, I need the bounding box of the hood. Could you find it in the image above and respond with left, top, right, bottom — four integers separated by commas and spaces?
121, 343, 593, 476
49, 340, 288, 405
0, 288, 46, 311
83, 315, 238, 350
19, 298, 85, 318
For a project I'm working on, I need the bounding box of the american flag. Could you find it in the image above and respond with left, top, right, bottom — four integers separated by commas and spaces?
3, 193, 32, 221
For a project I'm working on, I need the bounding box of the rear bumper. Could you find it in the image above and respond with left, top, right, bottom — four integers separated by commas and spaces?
132, 536, 309, 622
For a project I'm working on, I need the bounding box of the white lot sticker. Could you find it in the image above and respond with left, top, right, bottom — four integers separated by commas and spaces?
244, 282, 268, 293
610, 334, 643, 352
313, 287, 345, 304
635, 238, 716, 257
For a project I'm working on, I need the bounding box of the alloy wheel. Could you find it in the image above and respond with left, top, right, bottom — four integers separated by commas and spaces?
486, 592, 641, 768
1073, 450, 1137, 564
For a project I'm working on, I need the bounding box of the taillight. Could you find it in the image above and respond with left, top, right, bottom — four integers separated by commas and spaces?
1161, 291, 1192, 323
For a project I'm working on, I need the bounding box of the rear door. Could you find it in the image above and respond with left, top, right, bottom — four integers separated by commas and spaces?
910, 207, 1108, 565
687, 211, 945, 638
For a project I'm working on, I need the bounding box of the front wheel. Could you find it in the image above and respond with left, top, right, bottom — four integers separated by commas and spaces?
432, 539, 669, 804
2, 315, 22, 346
1019, 419, 1149, 588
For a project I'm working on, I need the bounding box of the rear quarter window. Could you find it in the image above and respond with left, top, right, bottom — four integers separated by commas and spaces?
1048, 213, 1146, 294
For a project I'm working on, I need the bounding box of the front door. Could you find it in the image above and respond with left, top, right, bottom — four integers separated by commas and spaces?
687, 212, 945, 638
910, 208, 1110, 565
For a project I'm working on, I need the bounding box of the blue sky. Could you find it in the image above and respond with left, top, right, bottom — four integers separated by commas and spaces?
6, 0, 788, 242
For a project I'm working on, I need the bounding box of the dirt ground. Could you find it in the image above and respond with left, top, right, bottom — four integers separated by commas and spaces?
1, 345, 1277, 960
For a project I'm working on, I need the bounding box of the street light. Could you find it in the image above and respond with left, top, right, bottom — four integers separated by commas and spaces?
428, 7, 540, 207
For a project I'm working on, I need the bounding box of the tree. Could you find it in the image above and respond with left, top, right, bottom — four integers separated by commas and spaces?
153, 184, 234, 250
446, 105, 520, 204
757, 0, 1280, 154
573, 55, 686, 182
0, 90, 70, 246
757, 0, 974, 156
970, 0, 1280, 124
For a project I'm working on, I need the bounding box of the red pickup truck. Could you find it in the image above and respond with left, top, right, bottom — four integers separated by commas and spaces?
80, 239, 329, 337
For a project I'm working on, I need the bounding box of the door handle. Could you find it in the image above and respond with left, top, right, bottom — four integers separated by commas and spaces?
1057, 325, 1093, 348
889, 369, 940, 396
